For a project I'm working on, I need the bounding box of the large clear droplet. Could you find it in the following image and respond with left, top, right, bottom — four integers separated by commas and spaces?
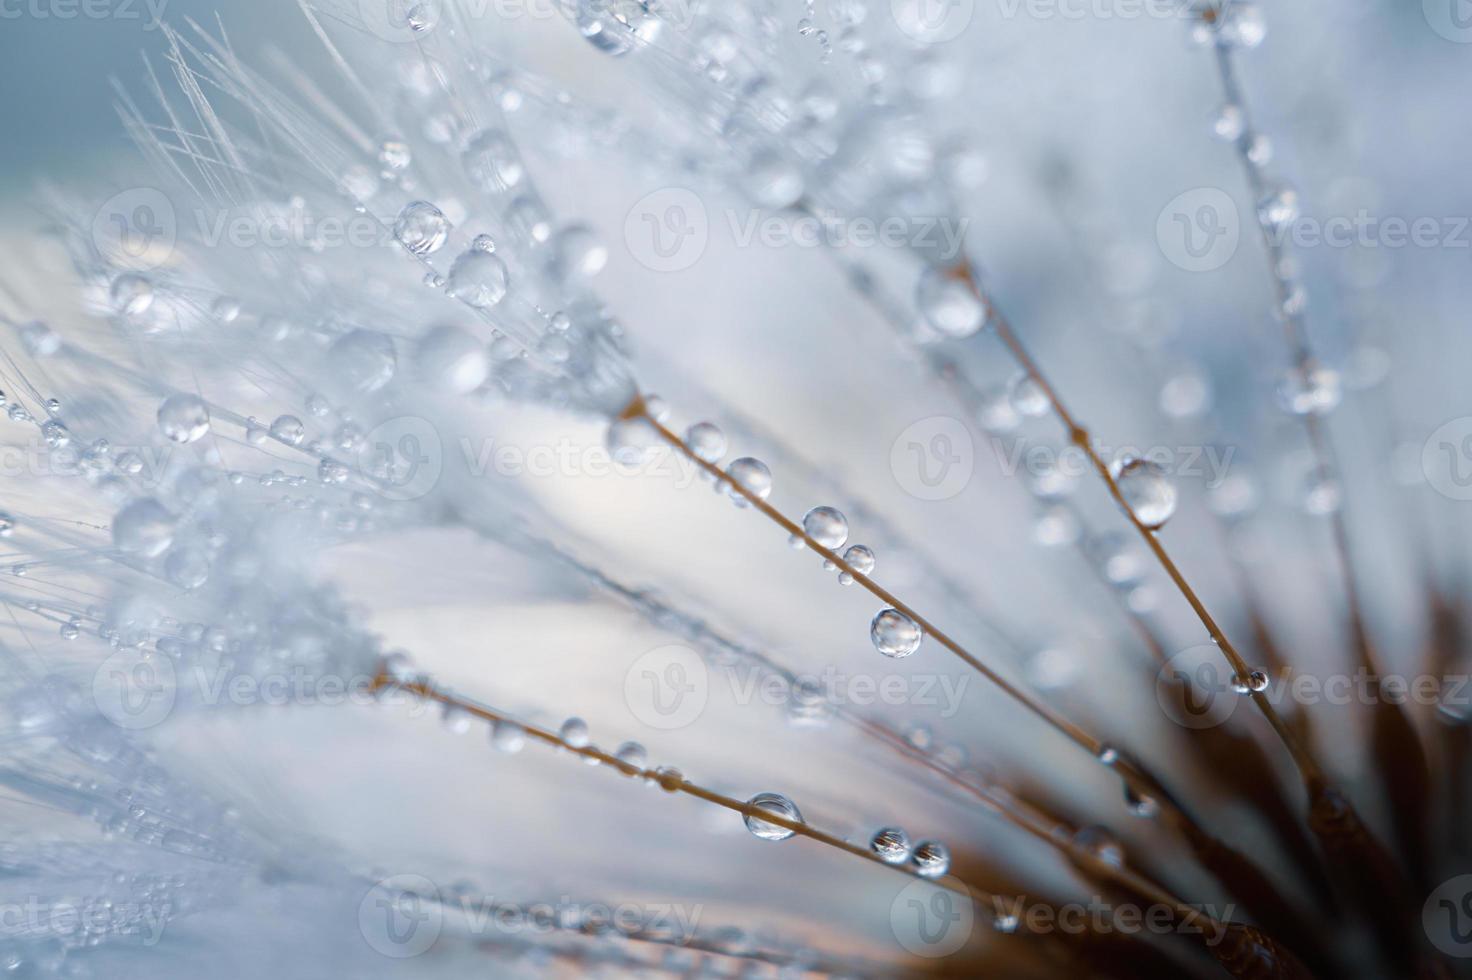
112, 498, 176, 557
871, 609, 922, 658
270, 415, 306, 446
111, 274, 154, 316
576, 0, 665, 56
446, 249, 510, 309
559, 717, 590, 748
685, 422, 727, 464
743, 792, 802, 841
870, 827, 911, 864
839, 544, 875, 585
462, 128, 524, 192
1111, 456, 1178, 530
911, 840, 950, 878
491, 719, 525, 753
802, 506, 849, 549
552, 225, 609, 280
157, 394, 210, 444
915, 267, 985, 338
415, 325, 489, 394
725, 458, 772, 506
329, 330, 397, 394
394, 201, 451, 255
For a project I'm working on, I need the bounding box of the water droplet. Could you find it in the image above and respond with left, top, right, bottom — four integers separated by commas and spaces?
329, 330, 398, 395
1220, 2, 1265, 47
164, 549, 210, 590
491, 719, 525, 753
442, 703, 473, 734
1124, 783, 1159, 818
1092, 533, 1148, 586
1096, 745, 1119, 765
685, 422, 727, 464
0, 514, 13, 537
211, 296, 241, 323
725, 457, 772, 505
871, 609, 922, 658
802, 506, 849, 549
270, 416, 306, 446
112, 499, 176, 557
1111, 456, 1177, 530
462, 128, 524, 191
1299, 470, 1342, 516
654, 766, 684, 791
110, 274, 154, 316
911, 840, 950, 877
915, 267, 986, 338
157, 394, 210, 444
1230, 669, 1269, 694
60, 622, 80, 641
607, 415, 659, 466
1213, 104, 1244, 141
615, 741, 647, 768
416, 325, 489, 393
394, 201, 451, 255
1276, 365, 1341, 416
1246, 134, 1273, 165
507, 194, 553, 244
1072, 826, 1124, 867
1159, 371, 1212, 419
576, 0, 665, 56
552, 224, 609, 280
1033, 505, 1080, 548
19, 321, 60, 357
870, 827, 911, 864
743, 792, 802, 841
1257, 186, 1299, 235
1007, 372, 1050, 418
379, 139, 412, 172
839, 544, 875, 585
559, 717, 590, 748
41, 420, 70, 448
447, 249, 510, 308
741, 151, 804, 209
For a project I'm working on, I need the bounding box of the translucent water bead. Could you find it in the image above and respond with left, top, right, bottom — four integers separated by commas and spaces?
576, 0, 666, 56
110, 273, 154, 316
1230, 670, 1269, 694
552, 225, 609, 280
685, 422, 726, 464
915, 266, 986, 338
1072, 826, 1124, 868
1007, 372, 1050, 418
911, 840, 950, 878
447, 249, 509, 309
211, 296, 241, 323
393, 201, 451, 255
559, 717, 590, 748
112, 498, 176, 557
838, 544, 874, 585
743, 792, 803, 841
415, 325, 489, 394
614, 741, 648, 768
1276, 365, 1341, 416
1110, 457, 1177, 530
461, 128, 524, 192
801, 506, 849, 549
725, 458, 772, 506
270, 416, 306, 446
870, 827, 911, 864
491, 719, 526, 753
871, 609, 922, 658
1256, 186, 1299, 236
157, 394, 210, 444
